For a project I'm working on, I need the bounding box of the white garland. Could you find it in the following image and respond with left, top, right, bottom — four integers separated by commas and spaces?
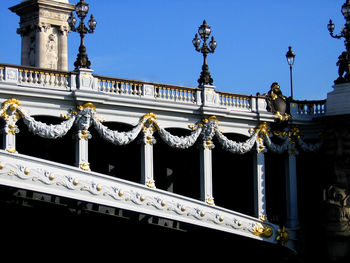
157, 126, 202, 149
92, 118, 143, 146
297, 138, 323, 152
215, 130, 257, 154
0, 99, 324, 155
22, 114, 77, 139
264, 135, 290, 154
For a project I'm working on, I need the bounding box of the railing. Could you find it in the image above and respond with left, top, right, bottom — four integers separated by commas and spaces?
18, 68, 70, 89
0, 63, 71, 90
154, 84, 197, 103
96, 76, 143, 96
218, 91, 251, 110
96, 75, 199, 104
292, 100, 326, 118
0, 66, 4, 81
0, 63, 328, 118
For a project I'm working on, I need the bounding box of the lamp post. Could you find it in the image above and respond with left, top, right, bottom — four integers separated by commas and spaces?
286, 46, 296, 99
192, 20, 217, 87
328, 0, 350, 84
68, 0, 97, 71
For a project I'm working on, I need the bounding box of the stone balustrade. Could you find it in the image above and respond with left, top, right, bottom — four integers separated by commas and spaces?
0, 63, 327, 121
290, 100, 327, 120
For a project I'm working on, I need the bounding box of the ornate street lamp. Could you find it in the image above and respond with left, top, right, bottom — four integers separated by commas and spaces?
286, 46, 296, 99
192, 20, 217, 87
68, 0, 97, 70
328, 0, 350, 84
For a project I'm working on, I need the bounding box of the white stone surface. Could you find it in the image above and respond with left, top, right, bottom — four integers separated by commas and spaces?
327, 83, 350, 116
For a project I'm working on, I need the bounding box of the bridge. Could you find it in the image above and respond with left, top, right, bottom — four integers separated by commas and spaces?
0, 63, 324, 255
1, 0, 335, 260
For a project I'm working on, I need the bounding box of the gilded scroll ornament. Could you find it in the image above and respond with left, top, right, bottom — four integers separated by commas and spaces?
276, 226, 289, 246
252, 222, 273, 238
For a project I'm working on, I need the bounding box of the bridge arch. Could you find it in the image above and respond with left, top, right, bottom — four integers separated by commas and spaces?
212, 133, 255, 215
16, 115, 75, 166
153, 127, 200, 199
89, 121, 141, 183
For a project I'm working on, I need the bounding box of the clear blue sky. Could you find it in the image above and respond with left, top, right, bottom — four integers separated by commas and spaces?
0, 0, 347, 100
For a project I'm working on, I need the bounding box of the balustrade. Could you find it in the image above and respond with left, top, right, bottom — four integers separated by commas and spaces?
18, 69, 70, 89
154, 85, 197, 103
97, 77, 143, 96
293, 100, 326, 117
0, 63, 329, 121
0, 66, 4, 81
218, 91, 251, 110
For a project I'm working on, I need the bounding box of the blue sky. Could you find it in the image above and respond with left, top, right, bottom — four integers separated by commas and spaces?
0, 0, 347, 100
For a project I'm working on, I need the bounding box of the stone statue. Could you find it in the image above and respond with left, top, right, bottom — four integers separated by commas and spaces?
335, 51, 350, 84
265, 82, 290, 121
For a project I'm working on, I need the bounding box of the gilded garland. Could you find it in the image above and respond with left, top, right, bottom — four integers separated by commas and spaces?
0, 99, 322, 156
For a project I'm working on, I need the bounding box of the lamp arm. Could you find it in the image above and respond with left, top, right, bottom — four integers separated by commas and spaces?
330, 32, 343, 39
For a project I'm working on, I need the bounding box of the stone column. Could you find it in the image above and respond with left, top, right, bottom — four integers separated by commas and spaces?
35, 23, 48, 69
253, 151, 267, 220
140, 141, 155, 188
58, 26, 69, 71
200, 140, 214, 205
285, 153, 299, 228
75, 129, 91, 171
140, 119, 156, 188
74, 103, 95, 171
1, 99, 21, 154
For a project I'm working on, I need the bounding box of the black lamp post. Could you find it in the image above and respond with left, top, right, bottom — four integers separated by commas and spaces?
192, 20, 217, 87
286, 46, 296, 99
328, 0, 350, 84
68, 0, 97, 70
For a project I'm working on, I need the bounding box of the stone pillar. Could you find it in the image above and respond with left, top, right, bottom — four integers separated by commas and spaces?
58, 26, 69, 71
140, 142, 155, 188
285, 153, 299, 228
200, 141, 214, 205
253, 152, 267, 220
74, 102, 95, 171
35, 23, 49, 69
10, 0, 75, 70
0, 99, 21, 154
201, 85, 219, 107
75, 129, 91, 171
140, 118, 156, 188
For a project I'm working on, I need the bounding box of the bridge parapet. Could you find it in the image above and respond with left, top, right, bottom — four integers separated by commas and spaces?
0, 63, 326, 125
290, 100, 326, 121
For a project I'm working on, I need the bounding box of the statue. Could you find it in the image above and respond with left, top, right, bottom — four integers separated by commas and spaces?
265, 82, 290, 121
335, 51, 350, 84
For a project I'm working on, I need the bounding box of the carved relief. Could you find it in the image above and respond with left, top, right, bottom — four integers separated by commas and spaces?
45, 33, 58, 69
